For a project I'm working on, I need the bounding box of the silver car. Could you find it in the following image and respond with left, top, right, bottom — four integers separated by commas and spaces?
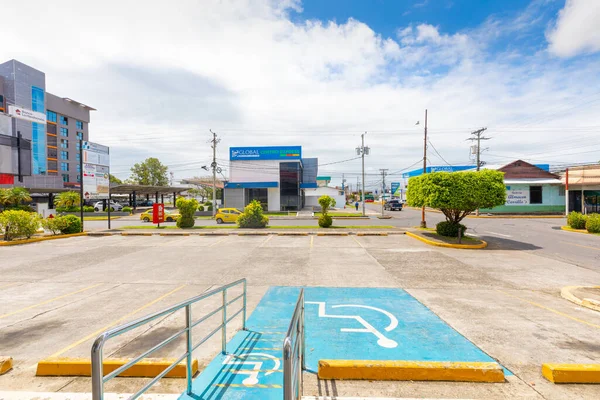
94, 201, 123, 212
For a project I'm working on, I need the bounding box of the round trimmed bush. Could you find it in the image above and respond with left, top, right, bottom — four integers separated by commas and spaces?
58, 214, 82, 234
122, 206, 132, 213
567, 211, 587, 230
207, 205, 213, 211
237, 200, 269, 228
198, 205, 204, 211
83, 206, 95, 213
586, 213, 600, 233
318, 214, 333, 228
436, 221, 467, 237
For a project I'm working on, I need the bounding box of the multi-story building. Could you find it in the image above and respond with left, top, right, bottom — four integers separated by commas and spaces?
0, 59, 95, 190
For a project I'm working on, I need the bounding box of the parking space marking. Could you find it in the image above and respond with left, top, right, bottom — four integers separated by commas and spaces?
209, 236, 230, 247
259, 235, 274, 247
46, 284, 187, 359
310, 236, 314, 249
0, 282, 22, 290
560, 241, 600, 251
0, 283, 103, 320
484, 231, 512, 238
497, 290, 600, 329
350, 236, 364, 248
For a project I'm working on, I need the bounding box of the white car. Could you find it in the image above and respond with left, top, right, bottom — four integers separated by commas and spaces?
94, 201, 123, 212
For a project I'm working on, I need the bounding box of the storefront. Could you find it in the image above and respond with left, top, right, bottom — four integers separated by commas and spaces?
563, 165, 600, 214
223, 146, 318, 212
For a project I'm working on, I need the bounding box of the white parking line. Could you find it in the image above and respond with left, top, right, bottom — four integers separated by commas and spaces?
483, 231, 512, 238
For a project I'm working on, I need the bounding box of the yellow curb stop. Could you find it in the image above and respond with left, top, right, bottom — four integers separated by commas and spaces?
357, 232, 388, 236
561, 286, 600, 313
277, 232, 309, 236
405, 231, 487, 249
35, 357, 198, 378
0, 357, 13, 375
0, 232, 88, 247
317, 360, 504, 382
542, 363, 600, 383
317, 232, 349, 236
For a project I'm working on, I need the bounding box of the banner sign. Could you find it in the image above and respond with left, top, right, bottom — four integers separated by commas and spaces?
8, 105, 46, 124
391, 182, 401, 197
153, 203, 165, 224
505, 186, 529, 205
230, 146, 302, 161
82, 141, 110, 199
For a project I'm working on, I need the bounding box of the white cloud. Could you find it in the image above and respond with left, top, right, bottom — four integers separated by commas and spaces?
547, 0, 600, 57
0, 0, 598, 186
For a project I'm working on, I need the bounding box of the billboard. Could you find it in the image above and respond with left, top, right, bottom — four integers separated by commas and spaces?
505, 186, 529, 205
8, 105, 47, 124
82, 141, 110, 199
230, 146, 302, 161
391, 182, 401, 197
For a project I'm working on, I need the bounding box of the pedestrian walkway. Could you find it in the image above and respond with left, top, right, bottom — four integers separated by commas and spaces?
179, 286, 508, 399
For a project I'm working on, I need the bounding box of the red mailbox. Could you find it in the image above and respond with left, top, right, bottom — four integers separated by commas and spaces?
153, 203, 165, 224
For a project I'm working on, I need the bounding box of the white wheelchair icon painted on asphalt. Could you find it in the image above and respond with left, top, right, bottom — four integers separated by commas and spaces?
306, 301, 398, 348
222, 352, 280, 385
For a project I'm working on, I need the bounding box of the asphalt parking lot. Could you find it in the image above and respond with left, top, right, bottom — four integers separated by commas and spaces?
1, 233, 600, 399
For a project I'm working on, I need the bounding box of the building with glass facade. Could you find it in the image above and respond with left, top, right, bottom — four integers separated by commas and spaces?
0, 59, 95, 189
223, 146, 318, 211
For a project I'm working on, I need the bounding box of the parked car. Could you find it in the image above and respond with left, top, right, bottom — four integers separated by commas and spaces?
140, 209, 181, 222
93, 201, 123, 212
215, 208, 242, 224
134, 199, 154, 207
384, 200, 403, 211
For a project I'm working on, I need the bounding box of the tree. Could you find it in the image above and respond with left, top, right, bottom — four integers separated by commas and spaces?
129, 158, 169, 186
318, 195, 336, 228
0, 187, 32, 208
407, 170, 506, 235
54, 191, 81, 209
109, 174, 123, 185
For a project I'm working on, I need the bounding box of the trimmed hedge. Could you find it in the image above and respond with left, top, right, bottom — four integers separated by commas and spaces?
567, 211, 587, 230
0, 210, 40, 241
436, 221, 467, 237
318, 214, 333, 228
237, 200, 268, 228
59, 215, 82, 234
586, 213, 600, 233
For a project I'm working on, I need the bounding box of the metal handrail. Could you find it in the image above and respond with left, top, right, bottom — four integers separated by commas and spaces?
283, 289, 305, 400
91, 278, 247, 400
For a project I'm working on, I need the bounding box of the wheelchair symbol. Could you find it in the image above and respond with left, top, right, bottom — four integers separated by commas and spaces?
306, 301, 398, 348
222, 352, 280, 385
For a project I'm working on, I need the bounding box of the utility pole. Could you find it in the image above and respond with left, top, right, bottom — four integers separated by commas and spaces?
379, 169, 388, 216
356, 132, 369, 216
209, 129, 220, 217
421, 109, 428, 228
467, 127, 490, 216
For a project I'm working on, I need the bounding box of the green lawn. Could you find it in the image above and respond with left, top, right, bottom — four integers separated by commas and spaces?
119, 225, 396, 230
314, 212, 365, 217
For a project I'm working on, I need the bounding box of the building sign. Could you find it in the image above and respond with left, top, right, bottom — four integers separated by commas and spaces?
8, 105, 46, 124
506, 186, 529, 205
153, 203, 165, 224
391, 182, 401, 197
82, 141, 110, 199
230, 146, 302, 161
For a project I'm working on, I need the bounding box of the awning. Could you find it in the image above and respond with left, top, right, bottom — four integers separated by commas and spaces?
224, 182, 278, 189
109, 184, 191, 195
300, 183, 318, 189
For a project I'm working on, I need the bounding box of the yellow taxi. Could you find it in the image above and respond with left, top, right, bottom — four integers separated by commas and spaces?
140, 209, 181, 222
215, 208, 242, 224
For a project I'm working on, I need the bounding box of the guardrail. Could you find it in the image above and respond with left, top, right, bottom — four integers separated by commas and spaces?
91, 278, 247, 400
283, 289, 305, 400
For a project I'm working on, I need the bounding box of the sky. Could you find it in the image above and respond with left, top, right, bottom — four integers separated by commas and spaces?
1, 0, 600, 189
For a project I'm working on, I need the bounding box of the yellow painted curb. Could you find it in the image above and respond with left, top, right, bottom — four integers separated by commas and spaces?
159, 233, 190, 236
121, 232, 153, 236
561, 286, 600, 312
237, 232, 270, 236
88, 232, 115, 236
317, 232, 349, 236
542, 363, 600, 383
405, 231, 487, 249
277, 232, 309, 236
561, 226, 598, 235
0, 357, 13, 375
357, 232, 388, 236
35, 357, 198, 378
0, 232, 87, 247
318, 360, 504, 382
198, 232, 230, 236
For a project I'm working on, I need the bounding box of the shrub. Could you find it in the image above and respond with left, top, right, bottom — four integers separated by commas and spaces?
436, 221, 467, 237
122, 206, 132, 213
318, 214, 333, 228
176, 197, 199, 228
237, 200, 269, 228
207, 205, 213, 211
0, 210, 40, 241
41, 217, 63, 235
204, 201, 212, 206
57, 214, 82, 234
198, 205, 204, 211
83, 206, 95, 213
567, 211, 587, 230
56, 206, 81, 213
586, 213, 600, 233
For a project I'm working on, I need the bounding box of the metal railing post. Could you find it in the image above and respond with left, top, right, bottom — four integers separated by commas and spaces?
222, 288, 227, 354
242, 280, 247, 330
91, 337, 105, 400
185, 304, 193, 395
283, 337, 293, 400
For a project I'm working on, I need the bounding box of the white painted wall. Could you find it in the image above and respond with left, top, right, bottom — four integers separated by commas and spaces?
305, 187, 345, 209
229, 160, 281, 183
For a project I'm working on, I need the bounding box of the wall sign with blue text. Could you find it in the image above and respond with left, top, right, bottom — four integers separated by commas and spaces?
230, 146, 302, 160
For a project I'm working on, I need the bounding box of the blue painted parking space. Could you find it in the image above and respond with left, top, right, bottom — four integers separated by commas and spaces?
179, 286, 508, 399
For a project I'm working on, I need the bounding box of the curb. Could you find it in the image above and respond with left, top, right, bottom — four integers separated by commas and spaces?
236, 232, 270, 236
121, 232, 153, 236
159, 232, 190, 236
542, 363, 600, 383
357, 232, 388, 236
317, 360, 504, 382
406, 207, 564, 219
277, 232, 309, 236
0, 232, 88, 247
317, 232, 349, 236
560, 286, 600, 312
35, 357, 198, 378
560, 226, 598, 236
405, 231, 487, 249
0, 357, 12, 375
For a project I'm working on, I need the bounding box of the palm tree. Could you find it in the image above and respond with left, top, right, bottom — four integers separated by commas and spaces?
0, 187, 32, 207
54, 191, 80, 209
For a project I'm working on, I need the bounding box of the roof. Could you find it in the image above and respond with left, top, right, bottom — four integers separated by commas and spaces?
562, 164, 600, 186
498, 160, 559, 180
504, 179, 562, 185
109, 184, 191, 195
180, 178, 225, 189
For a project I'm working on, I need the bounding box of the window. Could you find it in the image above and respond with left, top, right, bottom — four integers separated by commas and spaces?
530, 186, 542, 204
76, 132, 83, 140
47, 123, 57, 134
62, 174, 69, 182
60, 127, 68, 137
47, 110, 57, 123
60, 116, 68, 125
77, 175, 81, 183
76, 152, 80, 161
47, 148, 57, 158
61, 151, 68, 160
77, 141, 81, 150
76, 120, 83, 130
61, 139, 68, 149
559, 187, 566, 197
61, 162, 69, 172
76, 164, 81, 172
